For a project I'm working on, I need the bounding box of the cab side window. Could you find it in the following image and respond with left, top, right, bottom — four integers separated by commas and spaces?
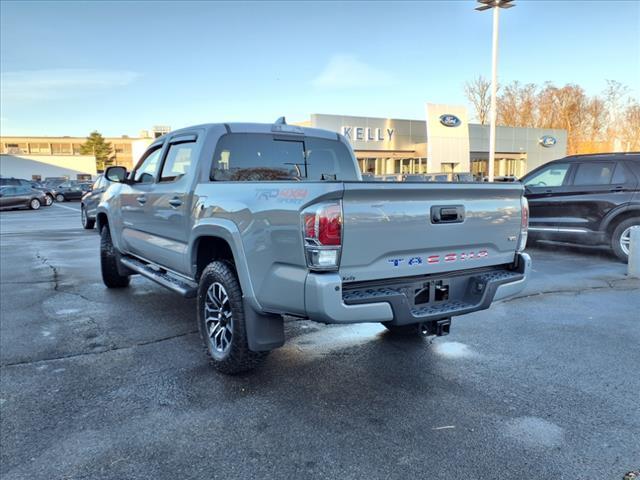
133, 147, 162, 184
92, 176, 103, 190
524, 163, 570, 188
160, 142, 195, 182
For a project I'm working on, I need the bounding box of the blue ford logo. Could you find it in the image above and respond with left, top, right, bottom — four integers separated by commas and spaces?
539, 135, 557, 147
439, 114, 461, 127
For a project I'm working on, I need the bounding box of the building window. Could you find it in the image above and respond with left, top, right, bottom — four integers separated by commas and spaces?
113, 143, 132, 154
29, 143, 50, 154
72, 143, 83, 155
51, 143, 72, 155
5, 143, 28, 154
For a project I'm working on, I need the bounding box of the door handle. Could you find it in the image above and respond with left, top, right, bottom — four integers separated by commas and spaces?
169, 197, 183, 208
610, 186, 624, 192
136, 196, 146, 205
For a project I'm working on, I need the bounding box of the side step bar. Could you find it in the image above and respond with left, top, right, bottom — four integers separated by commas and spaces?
120, 256, 198, 298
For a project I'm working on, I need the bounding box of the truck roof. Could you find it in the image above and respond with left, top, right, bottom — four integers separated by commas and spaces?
157, 120, 341, 145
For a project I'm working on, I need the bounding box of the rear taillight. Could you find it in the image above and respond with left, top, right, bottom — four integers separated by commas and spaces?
301, 202, 342, 270
517, 196, 529, 252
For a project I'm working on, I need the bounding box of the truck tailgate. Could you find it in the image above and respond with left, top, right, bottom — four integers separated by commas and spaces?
340, 182, 524, 282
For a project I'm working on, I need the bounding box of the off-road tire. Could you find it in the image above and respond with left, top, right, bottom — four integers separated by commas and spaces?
81, 205, 96, 229
100, 226, 130, 288
198, 260, 268, 374
29, 198, 41, 210
611, 217, 640, 262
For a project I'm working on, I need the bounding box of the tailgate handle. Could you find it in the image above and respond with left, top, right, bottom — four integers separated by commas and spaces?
431, 205, 464, 224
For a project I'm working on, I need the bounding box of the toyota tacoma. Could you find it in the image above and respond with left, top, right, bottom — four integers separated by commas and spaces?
97, 118, 531, 374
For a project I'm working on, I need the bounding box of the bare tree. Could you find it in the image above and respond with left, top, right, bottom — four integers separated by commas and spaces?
621, 102, 640, 151
581, 96, 607, 152
464, 76, 492, 125
497, 81, 521, 127
603, 80, 630, 145
463, 76, 639, 154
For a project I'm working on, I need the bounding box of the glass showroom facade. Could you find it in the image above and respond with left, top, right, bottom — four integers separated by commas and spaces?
306, 112, 567, 179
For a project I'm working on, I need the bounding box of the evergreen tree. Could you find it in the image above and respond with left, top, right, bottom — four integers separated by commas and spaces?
80, 131, 114, 172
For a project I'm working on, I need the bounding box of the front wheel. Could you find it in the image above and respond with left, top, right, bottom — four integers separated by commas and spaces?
30, 198, 41, 210
44, 194, 53, 206
100, 226, 130, 288
81, 205, 96, 229
611, 217, 640, 262
55, 193, 65, 202
198, 260, 268, 374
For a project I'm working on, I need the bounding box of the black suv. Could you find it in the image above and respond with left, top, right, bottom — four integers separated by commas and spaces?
521, 152, 639, 261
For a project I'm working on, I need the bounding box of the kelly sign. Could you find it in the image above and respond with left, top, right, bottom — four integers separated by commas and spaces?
341, 126, 394, 143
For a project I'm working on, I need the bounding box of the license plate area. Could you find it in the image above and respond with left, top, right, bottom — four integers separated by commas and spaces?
413, 280, 450, 305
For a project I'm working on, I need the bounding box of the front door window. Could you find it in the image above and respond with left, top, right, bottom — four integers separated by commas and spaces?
524, 163, 570, 188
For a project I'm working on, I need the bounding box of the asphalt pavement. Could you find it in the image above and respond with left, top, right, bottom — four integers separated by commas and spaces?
1, 202, 639, 480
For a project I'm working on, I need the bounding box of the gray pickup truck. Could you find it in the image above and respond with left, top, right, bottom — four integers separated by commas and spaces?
98, 118, 531, 374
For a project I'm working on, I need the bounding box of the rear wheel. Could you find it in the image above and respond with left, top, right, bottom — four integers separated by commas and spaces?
55, 193, 65, 202
198, 260, 268, 374
100, 226, 130, 288
29, 198, 41, 210
81, 205, 95, 229
611, 217, 640, 262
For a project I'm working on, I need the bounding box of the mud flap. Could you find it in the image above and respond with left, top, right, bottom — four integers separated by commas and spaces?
244, 301, 284, 352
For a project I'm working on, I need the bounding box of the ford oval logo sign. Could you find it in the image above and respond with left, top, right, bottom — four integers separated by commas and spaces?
439, 114, 461, 127
539, 135, 557, 148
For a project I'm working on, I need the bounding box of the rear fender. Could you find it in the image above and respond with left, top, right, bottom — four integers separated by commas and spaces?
600, 204, 640, 233
189, 219, 262, 312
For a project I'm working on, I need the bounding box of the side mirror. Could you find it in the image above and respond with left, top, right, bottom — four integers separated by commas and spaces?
105, 166, 127, 183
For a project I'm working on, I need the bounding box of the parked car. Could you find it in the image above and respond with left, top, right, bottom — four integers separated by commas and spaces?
376, 174, 402, 182
493, 175, 519, 182
53, 181, 86, 202
0, 186, 48, 210
0, 178, 54, 205
78, 182, 93, 193
425, 174, 450, 182
454, 172, 474, 182
521, 152, 640, 261
404, 174, 427, 182
95, 119, 530, 374
80, 175, 110, 229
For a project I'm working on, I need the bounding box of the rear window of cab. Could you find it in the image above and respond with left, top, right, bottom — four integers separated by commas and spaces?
210, 133, 358, 182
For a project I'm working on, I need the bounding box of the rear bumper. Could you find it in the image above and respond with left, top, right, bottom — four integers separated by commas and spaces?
304, 253, 531, 325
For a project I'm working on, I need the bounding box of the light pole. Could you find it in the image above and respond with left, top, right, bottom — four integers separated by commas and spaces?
476, 0, 514, 181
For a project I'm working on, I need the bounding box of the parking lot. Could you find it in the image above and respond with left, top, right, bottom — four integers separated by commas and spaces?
1, 203, 638, 480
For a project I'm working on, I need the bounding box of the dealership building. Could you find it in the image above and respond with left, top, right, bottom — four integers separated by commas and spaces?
301, 104, 567, 178
1, 108, 568, 181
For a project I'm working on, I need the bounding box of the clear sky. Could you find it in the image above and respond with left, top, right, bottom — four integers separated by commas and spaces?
1, 0, 639, 137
